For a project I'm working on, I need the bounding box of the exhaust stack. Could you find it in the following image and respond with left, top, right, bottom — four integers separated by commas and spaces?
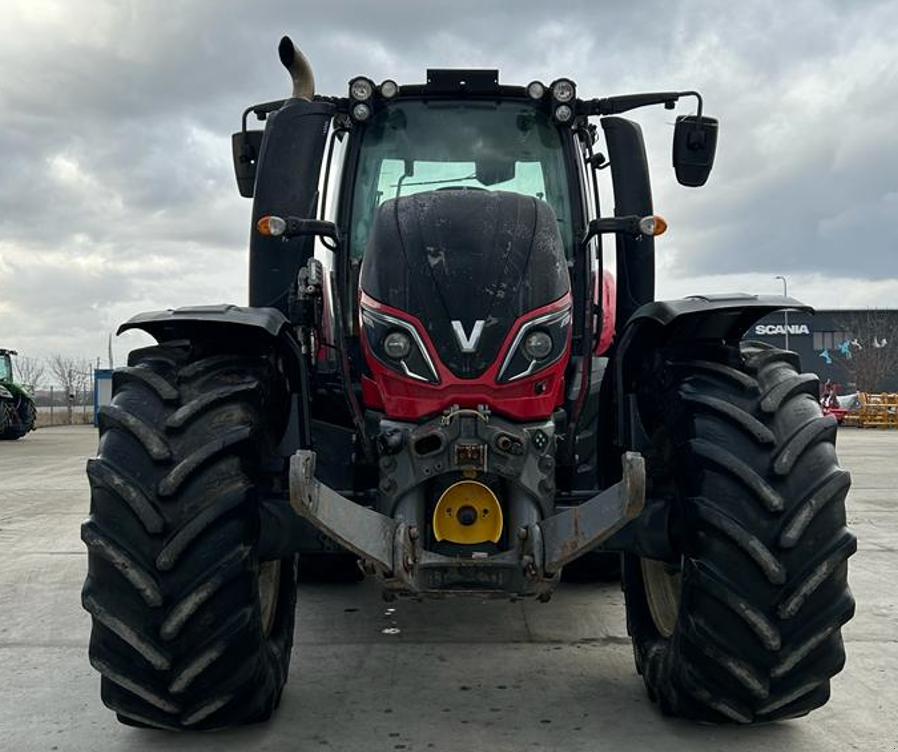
278, 35, 315, 101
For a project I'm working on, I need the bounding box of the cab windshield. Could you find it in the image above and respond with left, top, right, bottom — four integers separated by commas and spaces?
0, 355, 12, 382
348, 100, 573, 258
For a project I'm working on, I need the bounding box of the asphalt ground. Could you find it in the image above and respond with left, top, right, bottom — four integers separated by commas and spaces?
0, 425, 895, 751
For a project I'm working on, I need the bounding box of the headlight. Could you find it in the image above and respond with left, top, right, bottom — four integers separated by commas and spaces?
523, 330, 553, 360
361, 305, 439, 384
383, 331, 412, 360
498, 307, 571, 383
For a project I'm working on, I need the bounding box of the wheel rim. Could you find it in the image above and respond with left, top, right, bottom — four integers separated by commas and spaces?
258, 560, 281, 638
641, 558, 682, 638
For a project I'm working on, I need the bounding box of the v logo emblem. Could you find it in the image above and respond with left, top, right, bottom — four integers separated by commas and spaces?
451, 320, 485, 353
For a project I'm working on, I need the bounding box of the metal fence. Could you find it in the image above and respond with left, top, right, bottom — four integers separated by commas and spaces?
34, 386, 95, 428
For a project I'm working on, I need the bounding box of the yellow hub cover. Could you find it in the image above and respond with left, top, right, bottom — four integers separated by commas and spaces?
432, 480, 503, 544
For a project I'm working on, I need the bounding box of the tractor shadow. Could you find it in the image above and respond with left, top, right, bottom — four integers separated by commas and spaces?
111, 578, 808, 752
279, 578, 806, 752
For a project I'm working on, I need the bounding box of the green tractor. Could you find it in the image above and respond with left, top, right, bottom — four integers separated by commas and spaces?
0, 349, 37, 440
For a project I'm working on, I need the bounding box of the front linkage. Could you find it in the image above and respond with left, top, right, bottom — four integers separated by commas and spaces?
290, 449, 644, 600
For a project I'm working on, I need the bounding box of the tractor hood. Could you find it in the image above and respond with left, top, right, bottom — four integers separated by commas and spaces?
360, 189, 569, 378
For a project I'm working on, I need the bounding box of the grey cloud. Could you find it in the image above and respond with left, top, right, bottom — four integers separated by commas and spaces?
0, 0, 895, 361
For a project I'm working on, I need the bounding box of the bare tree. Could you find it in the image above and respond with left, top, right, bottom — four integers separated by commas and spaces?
14, 355, 45, 393
48, 354, 92, 424
833, 311, 898, 392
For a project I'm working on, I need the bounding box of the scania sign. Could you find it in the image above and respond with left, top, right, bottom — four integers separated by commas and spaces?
754, 324, 810, 336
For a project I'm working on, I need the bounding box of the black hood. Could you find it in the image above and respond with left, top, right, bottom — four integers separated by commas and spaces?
360, 189, 569, 378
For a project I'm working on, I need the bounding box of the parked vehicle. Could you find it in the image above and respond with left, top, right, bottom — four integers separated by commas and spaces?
0, 349, 36, 439
82, 36, 856, 729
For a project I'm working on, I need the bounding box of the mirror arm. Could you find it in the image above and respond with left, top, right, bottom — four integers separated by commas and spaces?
675, 90, 711, 149
281, 217, 341, 244
677, 90, 704, 120
581, 215, 641, 244
581, 89, 703, 118
582, 91, 679, 116
241, 99, 289, 132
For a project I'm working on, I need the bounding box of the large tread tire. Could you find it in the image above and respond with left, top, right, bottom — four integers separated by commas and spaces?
82, 342, 296, 730
624, 341, 855, 723
0, 401, 11, 437
2, 399, 35, 439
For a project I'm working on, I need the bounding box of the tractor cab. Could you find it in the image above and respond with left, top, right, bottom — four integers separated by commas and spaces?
239, 56, 718, 445
333, 84, 579, 420
0, 350, 13, 383
232, 43, 722, 590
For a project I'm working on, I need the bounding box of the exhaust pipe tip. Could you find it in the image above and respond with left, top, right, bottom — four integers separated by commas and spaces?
277, 35, 295, 68
278, 35, 315, 101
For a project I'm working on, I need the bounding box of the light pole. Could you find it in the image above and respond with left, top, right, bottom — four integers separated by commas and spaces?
775, 275, 789, 350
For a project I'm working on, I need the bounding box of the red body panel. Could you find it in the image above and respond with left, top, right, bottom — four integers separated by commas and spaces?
360, 292, 572, 422
595, 270, 616, 356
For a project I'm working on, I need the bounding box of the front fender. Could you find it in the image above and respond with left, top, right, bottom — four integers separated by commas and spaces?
118, 304, 310, 447
623, 293, 811, 344
612, 293, 812, 450
118, 304, 290, 341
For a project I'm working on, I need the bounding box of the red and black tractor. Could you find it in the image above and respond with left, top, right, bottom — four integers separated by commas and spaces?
82, 37, 856, 730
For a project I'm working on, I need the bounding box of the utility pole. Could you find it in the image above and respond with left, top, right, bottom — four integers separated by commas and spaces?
775, 275, 789, 351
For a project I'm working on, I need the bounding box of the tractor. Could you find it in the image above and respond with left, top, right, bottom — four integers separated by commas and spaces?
81, 36, 856, 730
0, 349, 37, 439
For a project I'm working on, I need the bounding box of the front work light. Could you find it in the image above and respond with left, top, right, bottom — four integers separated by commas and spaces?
379, 79, 399, 98
352, 102, 371, 121
554, 104, 573, 123
551, 79, 575, 103
349, 77, 374, 101
527, 81, 546, 100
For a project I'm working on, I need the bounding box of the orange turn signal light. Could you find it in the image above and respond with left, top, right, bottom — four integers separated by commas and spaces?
257, 215, 287, 237
638, 215, 667, 237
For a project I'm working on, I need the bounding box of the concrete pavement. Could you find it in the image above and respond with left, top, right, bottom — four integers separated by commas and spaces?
0, 425, 895, 751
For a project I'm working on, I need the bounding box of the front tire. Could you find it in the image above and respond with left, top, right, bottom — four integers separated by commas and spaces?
624, 342, 856, 723
0, 398, 34, 439
82, 342, 296, 730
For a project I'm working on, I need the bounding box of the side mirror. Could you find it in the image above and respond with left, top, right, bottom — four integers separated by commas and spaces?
673, 115, 718, 187
232, 130, 264, 198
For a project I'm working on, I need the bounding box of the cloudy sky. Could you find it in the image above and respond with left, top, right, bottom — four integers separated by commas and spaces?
1, 0, 896, 368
